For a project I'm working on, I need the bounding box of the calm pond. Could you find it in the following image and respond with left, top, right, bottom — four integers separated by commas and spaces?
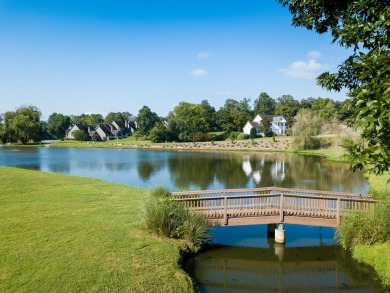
0, 147, 385, 292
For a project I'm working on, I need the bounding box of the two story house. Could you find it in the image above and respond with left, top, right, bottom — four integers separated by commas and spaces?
243, 115, 288, 137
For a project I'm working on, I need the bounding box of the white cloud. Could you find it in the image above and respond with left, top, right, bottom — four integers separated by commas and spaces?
190, 68, 208, 77
197, 52, 213, 59
307, 50, 321, 59
279, 58, 328, 79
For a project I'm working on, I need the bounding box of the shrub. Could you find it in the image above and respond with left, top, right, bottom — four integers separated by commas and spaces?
143, 186, 210, 252
249, 128, 257, 141
193, 132, 212, 142
132, 132, 143, 141
229, 132, 240, 139
336, 201, 390, 250
212, 132, 226, 141
72, 130, 90, 142
237, 133, 250, 140
148, 125, 173, 143
229, 131, 240, 143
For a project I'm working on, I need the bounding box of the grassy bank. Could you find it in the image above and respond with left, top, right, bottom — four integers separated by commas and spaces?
0, 167, 193, 292
354, 172, 390, 287
339, 172, 390, 287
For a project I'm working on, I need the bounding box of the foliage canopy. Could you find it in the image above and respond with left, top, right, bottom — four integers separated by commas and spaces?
279, 0, 390, 174
1, 105, 42, 144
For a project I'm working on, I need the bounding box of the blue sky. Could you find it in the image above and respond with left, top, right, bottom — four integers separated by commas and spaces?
0, 0, 350, 119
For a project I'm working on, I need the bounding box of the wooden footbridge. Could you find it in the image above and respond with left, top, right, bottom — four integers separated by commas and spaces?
173, 187, 377, 228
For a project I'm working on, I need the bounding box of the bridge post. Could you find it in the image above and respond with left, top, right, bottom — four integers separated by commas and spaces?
275, 223, 285, 244
336, 197, 341, 226
223, 196, 228, 225
279, 194, 284, 222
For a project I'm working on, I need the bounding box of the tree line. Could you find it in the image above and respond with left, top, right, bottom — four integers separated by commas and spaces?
0, 94, 351, 145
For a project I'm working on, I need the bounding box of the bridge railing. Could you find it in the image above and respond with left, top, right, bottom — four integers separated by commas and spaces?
172, 187, 371, 200
173, 189, 377, 226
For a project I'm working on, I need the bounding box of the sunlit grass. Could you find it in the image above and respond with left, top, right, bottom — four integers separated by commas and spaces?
367, 172, 390, 200
293, 141, 347, 162
354, 242, 390, 287
336, 171, 390, 288
0, 167, 192, 292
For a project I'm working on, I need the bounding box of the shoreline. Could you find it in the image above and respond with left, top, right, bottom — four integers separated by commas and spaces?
1, 146, 388, 288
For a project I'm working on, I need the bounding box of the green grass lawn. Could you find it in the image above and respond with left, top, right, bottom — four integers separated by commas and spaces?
0, 167, 193, 292
348, 172, 390, 288
353, 242, 390, 287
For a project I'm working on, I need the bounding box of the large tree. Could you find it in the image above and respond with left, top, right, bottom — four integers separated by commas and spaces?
278, 0, 390, 174
2, 105, 42, 144
253, 92, 276, 115
300, 97, 316, 109
292, 109, 323, 150
85, 114, 104, 126
200, 100, 217, 131
311, 98, 336, 120
0, 115, 7, 144
260, 117, 273, 137
47, 113, 72, 139
167, 102, 209, 142
136, 106, 159, 136
215, 98, 253, 133
104, 112, 132, 124
275, 94, 300, 118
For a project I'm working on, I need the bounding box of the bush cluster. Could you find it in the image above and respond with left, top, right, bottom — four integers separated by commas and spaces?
237, 133, 250, 140
336, 202, 390, 250
192, 132, 213, 142
143, 187, 210, 252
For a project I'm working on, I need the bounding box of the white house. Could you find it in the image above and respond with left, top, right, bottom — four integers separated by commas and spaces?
65, 124, 95, 140
243, 115, 288, 136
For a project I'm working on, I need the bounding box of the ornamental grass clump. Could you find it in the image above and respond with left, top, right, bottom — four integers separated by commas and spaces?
144, 186, 210, 252
336, 201, 390, 250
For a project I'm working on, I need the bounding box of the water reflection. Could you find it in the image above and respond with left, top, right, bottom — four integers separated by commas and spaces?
186, 245, 384, 292
0, 147, 369, 193
240, 153, 368, 193
187, 224, 385, 292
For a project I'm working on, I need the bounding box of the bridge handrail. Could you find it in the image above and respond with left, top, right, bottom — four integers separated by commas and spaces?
173, 193, 378, 203
172, 187, 372, 199
174, 189, 379, 227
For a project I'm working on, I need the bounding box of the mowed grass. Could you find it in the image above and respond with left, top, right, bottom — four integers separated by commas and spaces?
0, 167, 193, 292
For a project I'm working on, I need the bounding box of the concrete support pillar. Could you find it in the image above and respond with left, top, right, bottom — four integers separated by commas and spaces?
275, 223, 285, 244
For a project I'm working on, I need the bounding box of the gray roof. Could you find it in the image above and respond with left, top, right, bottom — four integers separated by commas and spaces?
113, 121, 126, 129
96, 124, 114, 136
248, 121, 260, 128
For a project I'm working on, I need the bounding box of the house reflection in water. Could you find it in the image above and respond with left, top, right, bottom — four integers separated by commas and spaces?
242, 155, 286, 184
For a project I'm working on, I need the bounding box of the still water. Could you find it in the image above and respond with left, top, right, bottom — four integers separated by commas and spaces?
0, 146, 369, 192
188, 224, 385, 292
0, 147, 384, 292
